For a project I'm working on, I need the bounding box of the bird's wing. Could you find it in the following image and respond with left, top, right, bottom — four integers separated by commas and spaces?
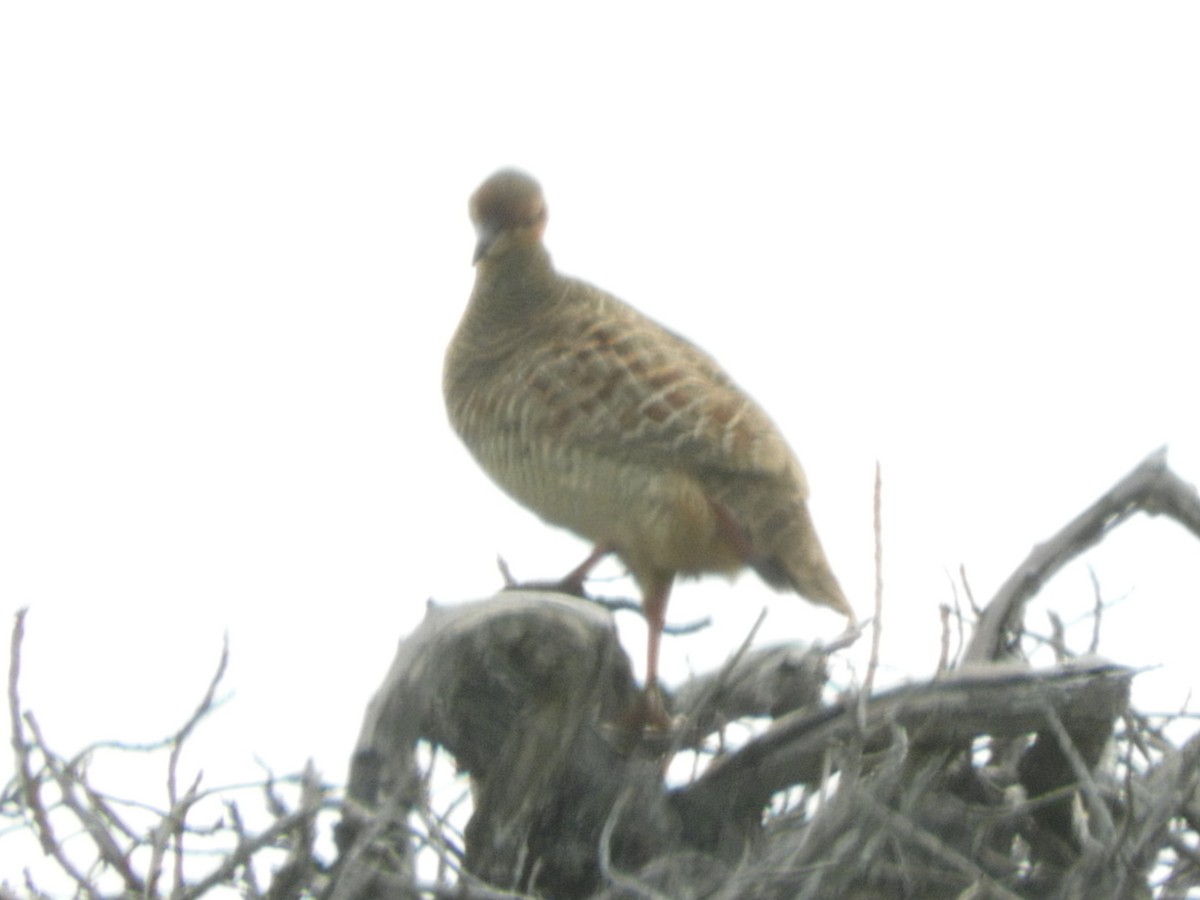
512, 279, 805, 489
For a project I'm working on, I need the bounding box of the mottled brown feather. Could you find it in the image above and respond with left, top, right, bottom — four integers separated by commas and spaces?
445, 169, 855, 681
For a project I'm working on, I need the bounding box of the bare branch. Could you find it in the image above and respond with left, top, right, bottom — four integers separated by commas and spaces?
4, 616, 331, 899
7, 610, 101, 899
865, 460, 883, 696
965, 447, 1200, 664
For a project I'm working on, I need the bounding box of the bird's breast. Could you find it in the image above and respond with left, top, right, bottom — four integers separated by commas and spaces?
447, 383, 745, 579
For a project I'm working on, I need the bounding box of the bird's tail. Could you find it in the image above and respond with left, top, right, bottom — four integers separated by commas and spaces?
752, 501, 857, 627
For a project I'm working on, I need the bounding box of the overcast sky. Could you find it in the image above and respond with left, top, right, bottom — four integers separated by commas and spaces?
3, 2, 1199, 885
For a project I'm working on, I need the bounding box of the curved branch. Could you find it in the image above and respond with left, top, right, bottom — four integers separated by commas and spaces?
964, 447, 1200, 665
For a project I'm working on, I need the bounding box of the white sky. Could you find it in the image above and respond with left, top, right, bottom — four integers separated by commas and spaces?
2, 2, 1199, 886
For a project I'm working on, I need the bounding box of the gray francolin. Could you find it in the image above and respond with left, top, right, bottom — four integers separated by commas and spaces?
444, 168, 855, 721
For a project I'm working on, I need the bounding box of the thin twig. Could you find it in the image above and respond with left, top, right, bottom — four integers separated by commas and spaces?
164, 636, 229, 897
936, 605, 952, 676
496, 555, 517, 587
1047, 611, 1068, 664
940, 568, 966, 669
858, 791, 1025, 900
670, 607, 769, 756
958, 564, 980, 617
864, 462, 883, 697
178, 792, 334, 900
7, 610, 101, 899
597, 788, 671, 900
21, 714, 146, 893
1036, 698, 1116, 843
1087, 565, 1105, 655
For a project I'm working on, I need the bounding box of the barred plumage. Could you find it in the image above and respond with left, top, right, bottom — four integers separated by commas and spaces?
444, 169, 854, 721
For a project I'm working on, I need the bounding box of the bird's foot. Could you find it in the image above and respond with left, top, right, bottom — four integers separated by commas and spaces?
621, 683, 685, 751
599, 684, 681, 759
497, 548, 612, 598
500, 574, 593, 599
629, 684, 674, 730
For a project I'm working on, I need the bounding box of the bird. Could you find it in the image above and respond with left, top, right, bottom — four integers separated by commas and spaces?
444, 168, 855, 726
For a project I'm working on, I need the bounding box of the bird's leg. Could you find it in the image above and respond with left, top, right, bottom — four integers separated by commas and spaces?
643, 582, 667, 692
625, 573, 675, 732
499, 545, 612, 598
556, 545, 612, 596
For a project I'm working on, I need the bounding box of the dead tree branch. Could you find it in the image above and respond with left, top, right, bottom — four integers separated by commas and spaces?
965, 447, 1200, 664
3, 610, 335, 898
7, 446, 1200, 898
330, 590, 1162, 897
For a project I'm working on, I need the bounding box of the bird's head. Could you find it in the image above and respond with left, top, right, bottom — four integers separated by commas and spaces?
469, 168, 548, 265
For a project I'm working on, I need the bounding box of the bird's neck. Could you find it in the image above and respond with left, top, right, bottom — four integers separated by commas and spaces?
468, 243, 561, 329
447, 244, 563, 393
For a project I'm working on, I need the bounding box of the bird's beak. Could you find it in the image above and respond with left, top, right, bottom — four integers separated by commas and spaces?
472, 224, 498, 265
